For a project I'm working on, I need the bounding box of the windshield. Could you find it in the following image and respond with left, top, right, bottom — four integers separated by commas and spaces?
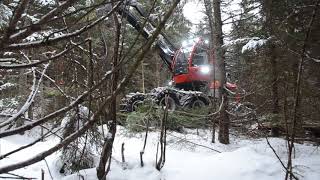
192, 51, 209, 66
192, 46, 209, 66
174, 48, 191, 75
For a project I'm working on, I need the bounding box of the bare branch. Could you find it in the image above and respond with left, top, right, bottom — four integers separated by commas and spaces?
0, 40, 88, 69
7, 0, 30, 35
0, 60, 49, 128
3, 2, 122, 50
0, 127, 59, 160
8, 0, 78, 43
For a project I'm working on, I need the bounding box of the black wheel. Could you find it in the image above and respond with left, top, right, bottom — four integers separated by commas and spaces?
159, 96, 176, 111
131, 99, 144, 111
126, 94, 145, 112
186, 96, 209, 109
190, 99, 206, 109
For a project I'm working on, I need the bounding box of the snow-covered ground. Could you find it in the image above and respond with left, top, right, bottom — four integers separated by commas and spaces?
0, 126, 319, 180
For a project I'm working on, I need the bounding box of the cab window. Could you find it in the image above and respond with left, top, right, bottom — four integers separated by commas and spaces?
192, 46, 209, 66
174, 49, 189, 75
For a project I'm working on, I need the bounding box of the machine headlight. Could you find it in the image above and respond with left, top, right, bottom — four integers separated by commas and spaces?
200, 66, 211, 74
182, 40, 188, 47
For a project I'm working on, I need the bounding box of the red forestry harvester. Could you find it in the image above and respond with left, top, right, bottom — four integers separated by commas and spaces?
117, 1, 238, 112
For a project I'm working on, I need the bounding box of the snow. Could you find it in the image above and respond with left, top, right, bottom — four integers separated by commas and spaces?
3, 52, 13, 56
0, 97, 19, 113
60, 105, 89, 129
224, 37, 254, 47
0, 64, 49, 128
242, 38, 268, 53
0, 4, 12, 29
23, 13, 40, 23
0, 131, 62, 179
0, 126, 319, 180
36, 0, 55, 6
67, 6, 76, 13
24, 31, 64, 42
105, 132, 113, 140
0, 83, 15, 91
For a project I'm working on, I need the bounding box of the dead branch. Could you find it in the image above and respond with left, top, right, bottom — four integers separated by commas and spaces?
167, 132, 222, 153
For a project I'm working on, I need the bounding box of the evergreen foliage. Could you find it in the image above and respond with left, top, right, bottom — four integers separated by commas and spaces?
125, 101, 211, 132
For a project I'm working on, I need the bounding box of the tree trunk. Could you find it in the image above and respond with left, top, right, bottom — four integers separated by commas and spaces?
270, 44, 280, 136
263, 0, 280, 115
212, 0, 229, 144
96, 12, 120, 180
285, 2, 319, 179
204, 0, 216, 144
15, 69, 27, 131
141, 60, 145, 94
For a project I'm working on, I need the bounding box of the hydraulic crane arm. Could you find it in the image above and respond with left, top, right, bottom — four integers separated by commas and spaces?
118, 1, 178, 71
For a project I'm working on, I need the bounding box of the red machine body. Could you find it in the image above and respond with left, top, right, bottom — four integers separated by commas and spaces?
171, 38, 237, 91
172, 38, 212, 85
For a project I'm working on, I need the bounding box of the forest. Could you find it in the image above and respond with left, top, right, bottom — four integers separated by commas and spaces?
0, 0, 319, 179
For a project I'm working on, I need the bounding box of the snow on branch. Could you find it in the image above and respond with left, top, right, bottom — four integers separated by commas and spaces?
223, 37, 254, 47
0, 62, 50, 129
0, 3, 12, 29
35, 0, 55, 6
0, 40, 88, 69
8, 0, 78, 42
4, 2, 122, 50
241, 37, 268, 53
24, 30, 64, 42
0, 82, 15, 91
0, 68, 113, 139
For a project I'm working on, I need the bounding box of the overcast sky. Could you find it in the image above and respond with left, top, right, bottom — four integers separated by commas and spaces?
183, 1, 205, 25
183, 0, 242, 34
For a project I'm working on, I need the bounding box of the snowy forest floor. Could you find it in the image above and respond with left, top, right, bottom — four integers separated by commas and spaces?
1, 126, 320, 180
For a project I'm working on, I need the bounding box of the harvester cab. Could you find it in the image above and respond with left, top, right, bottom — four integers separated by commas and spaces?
172, 38, 214, 91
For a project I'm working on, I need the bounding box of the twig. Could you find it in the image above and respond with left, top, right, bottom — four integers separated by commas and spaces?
0, 127, 58, 160
254, 117, 298, 179
3, 2, 121, 51
0, 61, 49, 128
121, 143, 126, 164
2, 172, 36, 179
44, 159, 54, 180
167, 132, 221, 153
265, 137, 298, 180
